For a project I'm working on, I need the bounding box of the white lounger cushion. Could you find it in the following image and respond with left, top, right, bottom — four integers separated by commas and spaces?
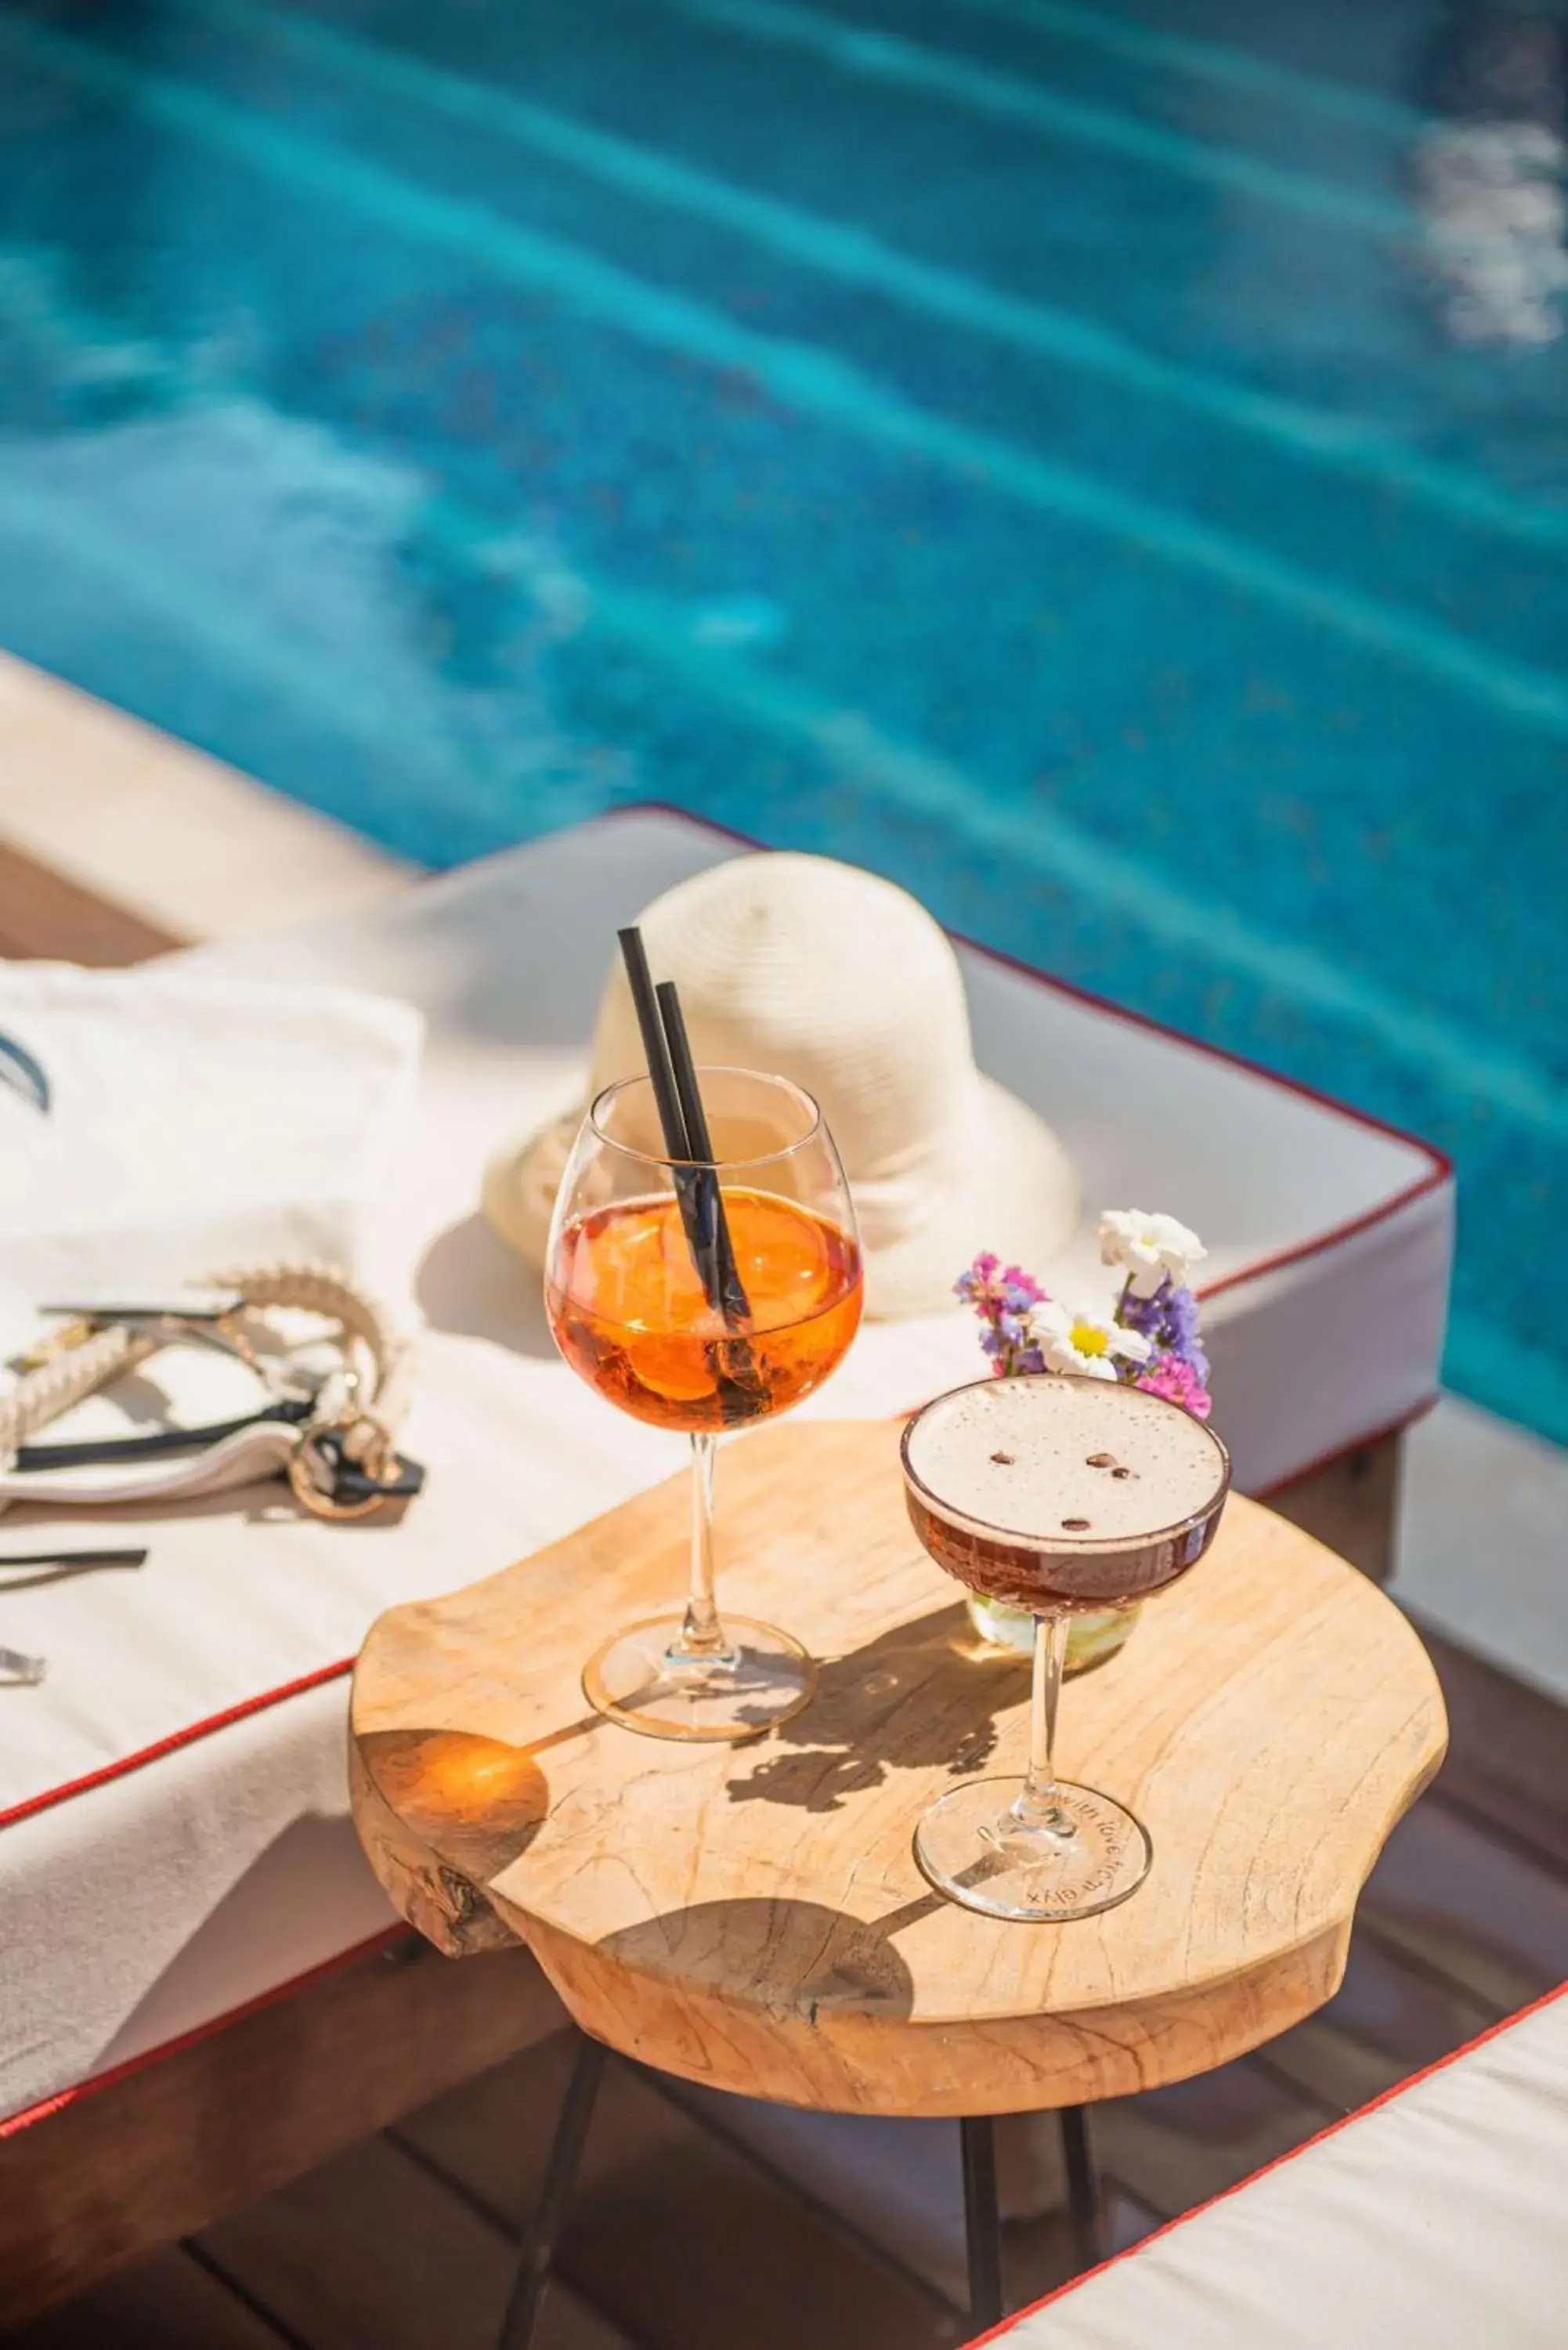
980, 1986, 1568, 2349
0, 809, 1451, 2121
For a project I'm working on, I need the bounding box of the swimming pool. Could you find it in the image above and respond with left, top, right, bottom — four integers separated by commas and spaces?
1, 0, 1564, 1437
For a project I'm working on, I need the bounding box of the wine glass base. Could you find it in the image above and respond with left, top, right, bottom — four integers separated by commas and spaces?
583, 1614, 818, 1742
915, 1775, 1152, 1922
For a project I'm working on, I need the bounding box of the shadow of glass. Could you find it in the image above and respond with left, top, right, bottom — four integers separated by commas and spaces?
596, 1895, 916, 2016
416, 1210, 559, 1358
359, 1726, 551, 1881
728, 1603, 1029, 1813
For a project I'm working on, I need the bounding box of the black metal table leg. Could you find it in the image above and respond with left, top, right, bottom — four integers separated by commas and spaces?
1060, 2104, 1102, 2271
960, 2114, 1005, 2330
497, 2032, 607, 2350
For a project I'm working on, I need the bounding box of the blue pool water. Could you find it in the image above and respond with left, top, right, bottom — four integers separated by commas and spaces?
1, 0, 1565, 1435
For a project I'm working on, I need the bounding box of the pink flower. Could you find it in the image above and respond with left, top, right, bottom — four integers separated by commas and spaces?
1136, 1354, 1212, 1419
956, 1253, 1049, 1379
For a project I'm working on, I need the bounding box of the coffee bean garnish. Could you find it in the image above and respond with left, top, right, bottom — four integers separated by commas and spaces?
1086, 1452, 1115, 1467
1061, 1516, 1091, 1531
1111, 1466, 1134, 1480
990, 1450, 1015, 1466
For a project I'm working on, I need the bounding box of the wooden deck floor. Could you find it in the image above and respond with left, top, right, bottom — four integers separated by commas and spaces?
5, 850, 1567, 2349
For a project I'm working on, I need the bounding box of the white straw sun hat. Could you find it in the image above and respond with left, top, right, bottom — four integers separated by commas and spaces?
482, 853, 1078, 1318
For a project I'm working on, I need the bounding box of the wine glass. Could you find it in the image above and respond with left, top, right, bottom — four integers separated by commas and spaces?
901, 1372, 1230, 1922
546, 1067, 863, 1741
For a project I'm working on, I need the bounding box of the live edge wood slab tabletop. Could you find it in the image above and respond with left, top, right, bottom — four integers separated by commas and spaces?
349, 1419, 1447, 2120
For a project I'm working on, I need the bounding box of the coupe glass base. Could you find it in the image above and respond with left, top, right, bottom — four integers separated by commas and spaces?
582, 1613, 818, 1741
914, 1774, 1152, 1922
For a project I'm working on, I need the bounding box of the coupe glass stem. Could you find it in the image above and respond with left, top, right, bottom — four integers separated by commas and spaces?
1010, 1612, 1076, 1841
670, 1431, 735, 1665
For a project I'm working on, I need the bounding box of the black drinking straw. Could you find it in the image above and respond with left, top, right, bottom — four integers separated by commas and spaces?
618, 927, 693, 1176
616, 931, 761, 1417
656, 980, 753, 1328
616, 931, 740, 1324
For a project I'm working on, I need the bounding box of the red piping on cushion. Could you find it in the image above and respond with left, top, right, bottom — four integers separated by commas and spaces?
1197, 1168, 1451, 1305
1255, 1395, 1437, 1498
0, 1658, 354, 1833
0, 1922, 409, 2137
960, 1975, 1568, 2348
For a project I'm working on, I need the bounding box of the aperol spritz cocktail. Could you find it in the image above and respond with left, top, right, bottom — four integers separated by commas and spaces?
549, 1188, 862, 1430
545, 1069, 862, 1740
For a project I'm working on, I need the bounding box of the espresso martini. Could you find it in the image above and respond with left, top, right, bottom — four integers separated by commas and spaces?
901, 1373, 1230, 1923
903, 1374, 1230, 1612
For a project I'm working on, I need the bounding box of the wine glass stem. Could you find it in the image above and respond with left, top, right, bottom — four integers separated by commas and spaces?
1012, 1612, 1075, 1838
673, 1431, 733, 1663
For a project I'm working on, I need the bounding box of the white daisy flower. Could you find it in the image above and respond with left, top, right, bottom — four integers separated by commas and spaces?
1097, 1208, 1208, 1297
1029, 1300, 1153, 1380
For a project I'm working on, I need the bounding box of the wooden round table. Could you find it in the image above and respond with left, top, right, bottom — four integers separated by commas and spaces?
351, 1419, 1446, 2341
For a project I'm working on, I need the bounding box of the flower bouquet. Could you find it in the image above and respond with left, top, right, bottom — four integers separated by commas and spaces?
956, 1209, 1212, 1670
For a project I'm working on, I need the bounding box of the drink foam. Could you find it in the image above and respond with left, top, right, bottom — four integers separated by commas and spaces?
905, 1375, 1226, 1546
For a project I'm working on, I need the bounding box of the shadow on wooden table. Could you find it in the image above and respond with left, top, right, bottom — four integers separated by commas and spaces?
597, 1896, 918, 2019
725, 1603, 1028, 1813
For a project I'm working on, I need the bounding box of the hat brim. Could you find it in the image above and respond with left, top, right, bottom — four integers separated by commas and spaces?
482, 1072, 1078, 1321
863, 1072, 1079, 1318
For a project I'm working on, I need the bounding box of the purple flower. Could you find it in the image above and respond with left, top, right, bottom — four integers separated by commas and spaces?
1117, 1278, 1167, 1343
1165, 1286, 1210, 1380
1115, 1275, 1209, 1381
1163, 1280, 1199, 1347
1001, 1266, 1046, 1307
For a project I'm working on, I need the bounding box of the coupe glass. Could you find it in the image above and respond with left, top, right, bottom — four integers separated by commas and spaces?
546, 1068, 863, 1741
901, 1373, 1230, 1922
